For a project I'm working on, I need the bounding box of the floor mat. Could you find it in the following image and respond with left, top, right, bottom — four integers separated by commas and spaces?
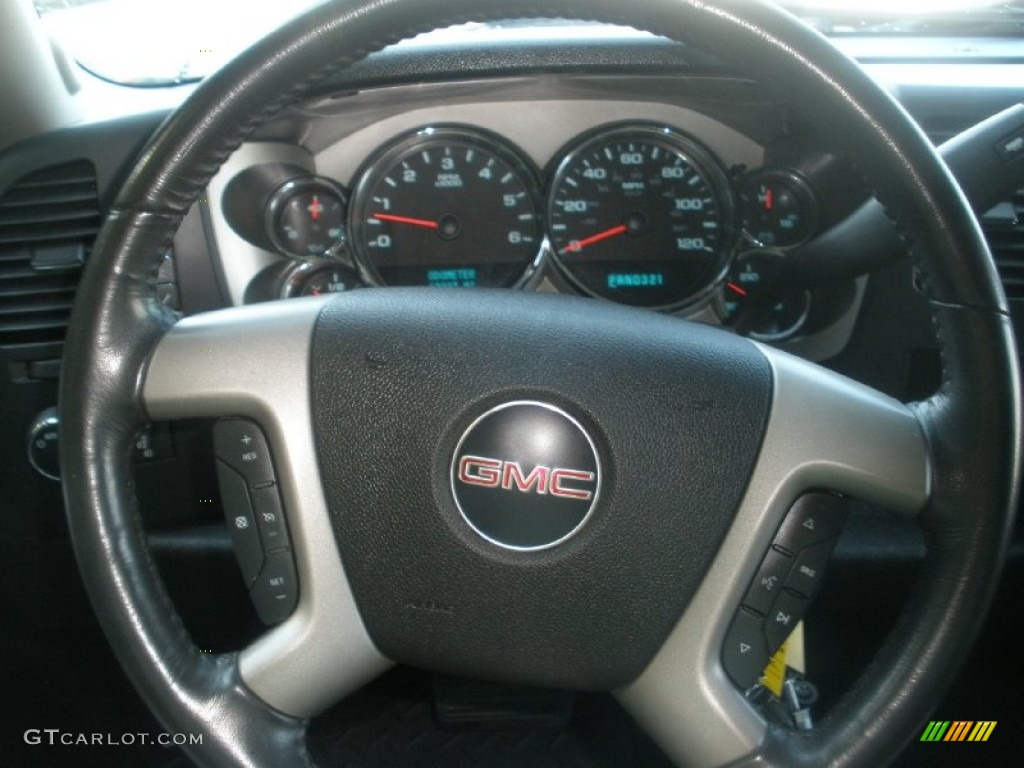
308, 667, 676, 768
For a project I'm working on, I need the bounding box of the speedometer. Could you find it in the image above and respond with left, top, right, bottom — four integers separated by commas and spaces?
547, 124, 736, 309
349, 126, 544, 288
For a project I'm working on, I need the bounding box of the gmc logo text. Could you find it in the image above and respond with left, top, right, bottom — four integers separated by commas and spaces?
457, 455, 596, 501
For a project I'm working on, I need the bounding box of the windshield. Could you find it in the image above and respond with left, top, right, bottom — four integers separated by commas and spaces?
786, 0, 1024, 36
36, 0, 322, 86
35, 0, 1024, 87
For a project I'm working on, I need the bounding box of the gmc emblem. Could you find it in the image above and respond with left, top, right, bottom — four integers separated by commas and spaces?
450, 400, 601, 550
457, 455, 596, 501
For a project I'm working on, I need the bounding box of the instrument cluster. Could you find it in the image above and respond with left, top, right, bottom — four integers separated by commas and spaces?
222, 121, 822, 339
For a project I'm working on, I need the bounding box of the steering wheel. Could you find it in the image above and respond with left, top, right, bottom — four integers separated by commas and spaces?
59, 0, 1020, 766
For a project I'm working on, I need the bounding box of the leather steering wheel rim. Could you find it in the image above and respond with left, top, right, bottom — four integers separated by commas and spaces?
59, 1, 1020, 766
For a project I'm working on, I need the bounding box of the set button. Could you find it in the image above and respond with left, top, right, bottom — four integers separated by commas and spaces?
249, 550, 299, 625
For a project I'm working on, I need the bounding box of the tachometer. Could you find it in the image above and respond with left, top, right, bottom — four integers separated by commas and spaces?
349, 127, 544, 288
547, 124, 736, 309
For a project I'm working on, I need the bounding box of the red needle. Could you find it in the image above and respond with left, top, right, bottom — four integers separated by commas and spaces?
564, 224, 628, 253
308, 195, 323, 221
727, 281, 748, 297
764, 187, 774, 212
372, 212, 438, 229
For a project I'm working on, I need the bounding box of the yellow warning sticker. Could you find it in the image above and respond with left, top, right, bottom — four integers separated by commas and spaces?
762, 639, 788, 697
761, 621, 805, 696
787, 621, 806, 674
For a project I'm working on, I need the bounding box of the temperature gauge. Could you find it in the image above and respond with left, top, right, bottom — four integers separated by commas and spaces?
739, 170, 817, 249
266, 176, 348, 259
720, 251, 811, 341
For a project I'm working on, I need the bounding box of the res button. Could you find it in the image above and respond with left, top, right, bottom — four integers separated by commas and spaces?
213, 418, 276, 488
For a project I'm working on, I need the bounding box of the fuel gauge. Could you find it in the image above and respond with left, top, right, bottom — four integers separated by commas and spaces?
280, 261, 362, 298
266, 176, 348, 259
740, 170, 817, 249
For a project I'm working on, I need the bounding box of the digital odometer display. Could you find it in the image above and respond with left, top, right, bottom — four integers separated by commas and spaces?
547, 125, 735, 309
349, 127, 544, 288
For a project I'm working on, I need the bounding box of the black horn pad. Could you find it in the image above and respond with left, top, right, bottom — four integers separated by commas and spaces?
311, 289, 771, 689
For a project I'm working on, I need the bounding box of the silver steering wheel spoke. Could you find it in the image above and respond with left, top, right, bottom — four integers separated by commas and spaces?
143, 297, 391, 717
617, 344, 931, 768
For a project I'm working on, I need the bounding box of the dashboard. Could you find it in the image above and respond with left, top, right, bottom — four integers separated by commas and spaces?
0, 28, 1019, 510
207, 74, 866, 357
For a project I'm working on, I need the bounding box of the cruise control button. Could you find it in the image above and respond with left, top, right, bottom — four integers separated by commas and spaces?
722, 608, 770, 690
215, 459, 263, 586
742, 547, 794, 616
773, 493, 845, 554
213, 418, 275, 488
251, 485, 291, 551
785, 538, 838, 598
764, 590, 809, 655
250, 550, 298, 625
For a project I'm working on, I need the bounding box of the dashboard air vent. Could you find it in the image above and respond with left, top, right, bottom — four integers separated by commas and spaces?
0, 160, 101, 349
982, 187, 1024, 301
